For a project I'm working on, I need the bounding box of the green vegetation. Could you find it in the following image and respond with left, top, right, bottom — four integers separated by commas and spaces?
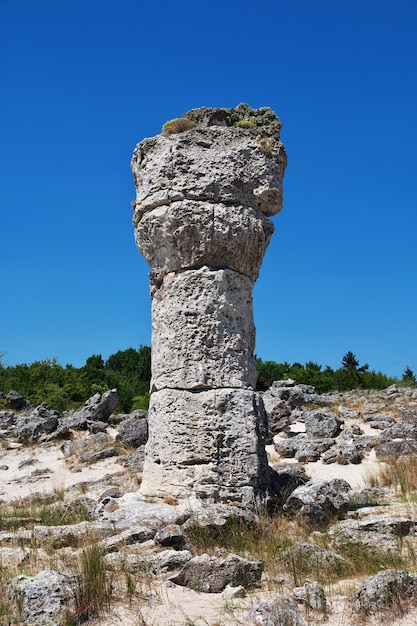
162, 116, 196, 135
0, 348, 413, 414
235, 119, 256, 129
68, 543, 112, 624
256, 351, 402, 393
0, 346, 151, 413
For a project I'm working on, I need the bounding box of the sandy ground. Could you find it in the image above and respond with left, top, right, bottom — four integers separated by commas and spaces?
2, 422, 417, 625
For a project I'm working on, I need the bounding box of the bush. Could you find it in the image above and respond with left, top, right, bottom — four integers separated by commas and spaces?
162, 117, 196, 135
235, 119, 256, 129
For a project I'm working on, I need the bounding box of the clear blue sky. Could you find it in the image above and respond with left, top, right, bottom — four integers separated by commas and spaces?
1, 0, 416, 378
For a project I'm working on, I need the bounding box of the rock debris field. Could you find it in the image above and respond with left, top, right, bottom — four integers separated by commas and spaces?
2, 382, 417, 625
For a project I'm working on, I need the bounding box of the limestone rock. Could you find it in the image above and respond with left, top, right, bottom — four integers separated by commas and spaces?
279, 542, 348, 574
132, 105, 286, 503
293, 582, 327, 611
117, 414, 148, 447
303, 410, 343, 439
283, 478, 351, 527
5, 569, 76, 626
247, 594, 306, 626
351, 569, 417, 616
136, 200, 274, 283
151, 267, 257, 391
140, 387, 270, 503
75, 389, 118, 422
6, 390, 26, 410
170, 552, 263, 592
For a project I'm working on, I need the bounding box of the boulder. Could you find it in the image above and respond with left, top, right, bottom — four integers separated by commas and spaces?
321, 442, 362, 465
5, 569, 76, 625
247, 594, 306, 625
71, 389, 118, 423
283, 478, 351, 527
154, 524, 188, 550
303, 410, 343, 439
117, 413, 148, 447
15, 403, 59, 442
6, 390, 26, 410
170, 552, 263, 592
351, 569, 417, 616
293, 582, 327, 611
279, 542, 348, 576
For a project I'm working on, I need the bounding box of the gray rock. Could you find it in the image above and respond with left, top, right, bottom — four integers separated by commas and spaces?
151, 549, 192, 573
268, 464, 309, 502
140, 387, 270, 504
0, 546, 29, 567
247, 594, 306, 625
283, 478, 350, 527
99, 525, 156, 553
279, 542, 347, 574
5, 569, 76, 625
61, 432, 111, 458
79, 446, 118, 464
338, 405, 361, 419
117, 414, 148, 447
329, 516, 414, 552
293, 582, 327, 611
351, 569, 417, 615
70, 389, 118, 424
170, 552, 263, 592
0, 410, 15, 427
15, 404, 59, 442
304, 410, 343, 439
132, 106, 286, 504
154, 524, 188, 550
274, 434, 308, 458
376, 439, 417, 460
6, 390, 26, 410
321, 442, 362, 465
294, 443, 321, 462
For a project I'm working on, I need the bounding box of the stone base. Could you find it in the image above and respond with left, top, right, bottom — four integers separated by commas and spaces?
139, 387, 270, 504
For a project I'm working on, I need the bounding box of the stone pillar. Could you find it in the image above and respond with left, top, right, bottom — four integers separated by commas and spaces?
131, 105, 287, 504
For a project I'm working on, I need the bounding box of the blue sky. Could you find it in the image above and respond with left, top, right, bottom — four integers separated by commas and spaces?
1, 0, 416, 378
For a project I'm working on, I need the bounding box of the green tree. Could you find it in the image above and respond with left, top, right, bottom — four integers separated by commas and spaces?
342, 351, 368, 373
402, 366, 416, 386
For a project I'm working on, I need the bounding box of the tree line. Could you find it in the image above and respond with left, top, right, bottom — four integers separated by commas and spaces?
0, 348, 415, 413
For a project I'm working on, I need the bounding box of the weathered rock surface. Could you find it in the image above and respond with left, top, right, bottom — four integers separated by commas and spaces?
117, 413, 148, 447
283, 478, 351, 527
304, 410, 343, 439
5, 569, 76, 626
247, 594, 306, 625
170, 552, 263, 592
132, 105, 286, 503
293, 582, 327, 611
140, 387, 270, 503
351, 569, 417, 615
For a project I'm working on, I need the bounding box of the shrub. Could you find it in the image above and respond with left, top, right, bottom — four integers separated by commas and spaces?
235, 119, 256, 129
162, 117, 196, 135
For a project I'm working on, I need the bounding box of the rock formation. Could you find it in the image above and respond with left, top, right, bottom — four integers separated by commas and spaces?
131, 104, 287, 504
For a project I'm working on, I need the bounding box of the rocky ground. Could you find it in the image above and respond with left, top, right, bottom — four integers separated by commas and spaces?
1, 383, 417, 625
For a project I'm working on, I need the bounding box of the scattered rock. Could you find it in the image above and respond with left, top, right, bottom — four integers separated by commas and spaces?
117, 413, 148, 447
304, 410, 343, 439
170, 552, 263, 592
247, 594, 306, 625
6, 390, 26, 410
351, 569, 417, 616
283, 478, 350, 527
293, 581, 327, 611
5, 569, 76, 626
